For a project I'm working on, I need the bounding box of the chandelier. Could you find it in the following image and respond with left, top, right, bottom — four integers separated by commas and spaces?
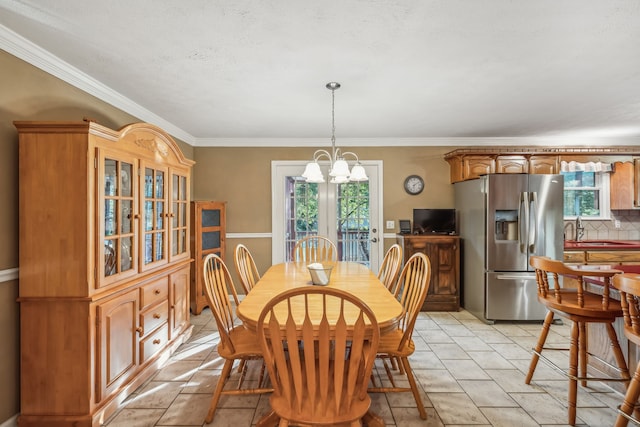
301, 82, 368, 184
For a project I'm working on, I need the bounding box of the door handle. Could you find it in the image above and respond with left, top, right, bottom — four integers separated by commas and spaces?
371, 237, 378, 243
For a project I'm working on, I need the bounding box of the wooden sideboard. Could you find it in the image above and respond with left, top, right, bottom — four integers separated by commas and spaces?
16, 121, 194, 427
396, 234, 460, 311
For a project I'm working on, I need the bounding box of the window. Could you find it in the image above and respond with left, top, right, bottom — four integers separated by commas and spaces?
562, 170, 610, 219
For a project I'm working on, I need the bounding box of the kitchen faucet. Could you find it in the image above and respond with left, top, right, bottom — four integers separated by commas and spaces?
575, 215, 585, 241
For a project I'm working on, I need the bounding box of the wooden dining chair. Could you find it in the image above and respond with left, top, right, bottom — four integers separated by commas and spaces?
256, 286, 380, 427
526, 256, 630, 426
369, 252, 431, 420
202, 254, 272, 424
292, 235, 337, 263
612, 273, 640, 427
234, 243, 261, 294
377, 243, 403, 295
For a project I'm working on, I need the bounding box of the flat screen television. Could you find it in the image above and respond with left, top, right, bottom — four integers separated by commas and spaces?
413, 209, 456, 234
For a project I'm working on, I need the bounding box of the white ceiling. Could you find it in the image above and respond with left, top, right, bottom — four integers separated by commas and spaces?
1, 0, 640, 147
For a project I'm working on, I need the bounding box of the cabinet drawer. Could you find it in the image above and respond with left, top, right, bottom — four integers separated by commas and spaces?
140, 300, 169, 336
140, 277, 169, 310
564, 251, 586, 263
587, 251, 640, 263
140, 323, 169, 364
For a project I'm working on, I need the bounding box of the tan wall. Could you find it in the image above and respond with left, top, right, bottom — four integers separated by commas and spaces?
0, 51, 193, 423
192, 146, 455, 285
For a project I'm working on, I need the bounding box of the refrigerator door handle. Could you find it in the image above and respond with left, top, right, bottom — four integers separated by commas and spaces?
519, 192, 528, 253
495, 274, 537, 280
529, 191, 538, 253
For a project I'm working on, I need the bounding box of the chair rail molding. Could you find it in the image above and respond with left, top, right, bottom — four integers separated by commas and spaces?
0, 267, 18, 284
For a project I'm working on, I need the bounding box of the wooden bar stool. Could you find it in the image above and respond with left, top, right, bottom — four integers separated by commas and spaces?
527, 256, 630, 426
612, 273, 640, 427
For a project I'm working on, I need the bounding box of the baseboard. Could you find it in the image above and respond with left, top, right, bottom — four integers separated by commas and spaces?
0, 414, 17, 427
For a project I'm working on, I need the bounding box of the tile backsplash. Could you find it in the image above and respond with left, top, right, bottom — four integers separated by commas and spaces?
565, 210, 640, 241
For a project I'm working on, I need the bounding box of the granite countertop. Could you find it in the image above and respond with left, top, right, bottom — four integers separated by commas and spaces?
564, 240, 640, 250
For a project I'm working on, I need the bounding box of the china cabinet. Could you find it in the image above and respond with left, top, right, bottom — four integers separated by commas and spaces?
16, 121, 194, 427
396, 234, 461, 311
190, 200, 226, 314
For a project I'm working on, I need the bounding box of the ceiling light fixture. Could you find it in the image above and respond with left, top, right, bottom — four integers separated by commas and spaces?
302, 82, 368, 184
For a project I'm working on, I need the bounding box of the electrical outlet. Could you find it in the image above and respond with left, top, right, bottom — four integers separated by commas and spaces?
615, 219, 621, 229
386, 220, 395, 229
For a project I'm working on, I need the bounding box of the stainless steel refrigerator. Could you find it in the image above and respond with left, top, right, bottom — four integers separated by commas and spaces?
455, 174, 564, 322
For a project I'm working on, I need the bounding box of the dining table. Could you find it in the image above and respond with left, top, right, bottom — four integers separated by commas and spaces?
236, 260, 404, 427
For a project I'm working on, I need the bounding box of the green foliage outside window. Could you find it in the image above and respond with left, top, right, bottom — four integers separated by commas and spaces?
562, 171, 600, 217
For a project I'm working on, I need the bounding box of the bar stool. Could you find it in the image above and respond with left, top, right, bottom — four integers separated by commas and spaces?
612, 273, 640, 427
526, 256, 630, 426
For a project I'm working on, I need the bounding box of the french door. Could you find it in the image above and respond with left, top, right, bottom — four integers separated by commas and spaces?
271, 161, 383, 270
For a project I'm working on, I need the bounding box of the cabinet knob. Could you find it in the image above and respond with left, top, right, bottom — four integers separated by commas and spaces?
136, 327, 143, 334
154, 289, 161, 295
133, 214, 140, 219
153, 313, 161, 319
153, 339, 161, 345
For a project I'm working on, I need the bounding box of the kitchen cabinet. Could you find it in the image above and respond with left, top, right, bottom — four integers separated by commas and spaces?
462, 156, 495, 181
397, 235, 460, 311
16, 121, 194, 427
190, 200, 226, 314
496, 155, 528, 174
445, 151, 562, 183
529, 155, 559, 174
610, 161, 637, 209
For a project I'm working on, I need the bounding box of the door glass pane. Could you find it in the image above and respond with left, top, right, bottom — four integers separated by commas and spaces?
105, 159, 117, 196
172, 174, 179, 199
104, 239, 117, 276
155, 171, 164, 198
202, 209, 220, 227
155, 233, 164, 261
156, 202, 164, 229
285, 177, 319, 260
144, 234, 153, 263
202, 231, 221, 250
145, 168, 154, 197
121, 200, 132, 234
105, 200, 116, 236
121, 237, 132, 272
121, 162, 132, 197
145, 201, 153, 231
336, 182, 370, 266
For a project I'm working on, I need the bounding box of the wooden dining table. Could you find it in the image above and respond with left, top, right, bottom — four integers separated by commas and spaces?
237, 261, 404, 332
236, 261, 404, 427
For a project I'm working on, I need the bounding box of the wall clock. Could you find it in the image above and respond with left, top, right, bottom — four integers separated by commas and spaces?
404, 175, 424, 195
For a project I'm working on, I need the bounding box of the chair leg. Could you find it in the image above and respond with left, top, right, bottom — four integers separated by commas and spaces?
205, 358, 234, 423
400, 356, 427, 420
526, 310, 554, 384
606, 323, 631, 385
616, 363, 640, 427
579, 322, 587, 387
568, 320, 579, 426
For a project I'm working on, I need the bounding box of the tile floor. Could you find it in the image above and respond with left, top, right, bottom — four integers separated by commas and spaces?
103, 309, 627, 426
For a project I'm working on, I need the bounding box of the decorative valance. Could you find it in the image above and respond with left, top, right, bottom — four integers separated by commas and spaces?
560, 161, 612, 172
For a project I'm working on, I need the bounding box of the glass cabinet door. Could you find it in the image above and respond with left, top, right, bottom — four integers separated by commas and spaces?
99, 150, 138, 287
170, 171, 189, 260
141, 163, 169, 271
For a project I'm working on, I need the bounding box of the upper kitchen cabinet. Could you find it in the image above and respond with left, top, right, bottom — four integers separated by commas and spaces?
610, 160, 640, 209
16, 120, 195, 427
444, 148, 640, 184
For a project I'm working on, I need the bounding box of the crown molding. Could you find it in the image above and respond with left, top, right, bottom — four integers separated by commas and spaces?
0, 23, 195, 144
192, 135, 640, 148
